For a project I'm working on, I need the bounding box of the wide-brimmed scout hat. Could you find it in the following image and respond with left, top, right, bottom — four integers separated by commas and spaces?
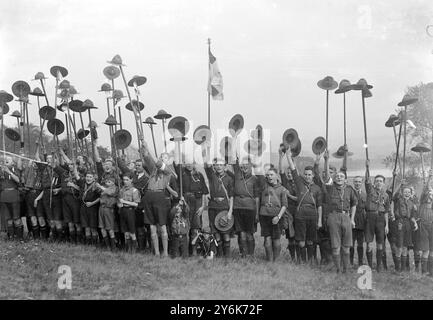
193, 125, 211, 145
332, 145, 353, 158
168, 116, 189, 139
335, 79, 353, 94
214, 210, 234, 232
125, 100, 145, 112
98, 83, 112, 92
5, 128, 20, 141
143, 116, 157, 126
228, 114, 244, 137
154, 109, 172, 120
352, 78, 373, 90
33, 72, 47, 81
397, 94, 418, 107
0, 103, 9, 115
107, 54, 125, 66
103, 66, 120, 80
317, 76, 338, 90
0, 90, 14, 103
411, 142, 431, 153
50, 65, 68, 78
12, 80, 31, 98
385, 114, 401, 127
312, 136, 327, 155
29, 87, 45, 97
127, 75, 147, 87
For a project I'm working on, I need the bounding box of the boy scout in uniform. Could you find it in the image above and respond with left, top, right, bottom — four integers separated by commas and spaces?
323, 169, 357, 273
352, 176, 367, 266
232, 156, 260, 257
364, 161, 390, 272
391, 185, 417, 271
415, 170, 433, 275
0, 156, 23, 240
286, 150, 323, 264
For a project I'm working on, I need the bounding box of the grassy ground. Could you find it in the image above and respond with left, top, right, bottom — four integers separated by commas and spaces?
0, 233, 432, 300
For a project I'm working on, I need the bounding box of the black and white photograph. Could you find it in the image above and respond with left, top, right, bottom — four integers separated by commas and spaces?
0, 0, 433, 302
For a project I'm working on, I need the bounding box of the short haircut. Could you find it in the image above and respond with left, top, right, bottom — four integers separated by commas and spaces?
353, 176, 363, 180
213, 157, 225, 164
105, 176, 115, 183
134, 159, 143, 164
374, 175, 386, 182
304, 166, 314, 172
123, 172, 134, 180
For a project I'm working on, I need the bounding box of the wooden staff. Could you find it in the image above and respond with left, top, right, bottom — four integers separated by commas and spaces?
361, 91, 370, 162
391, 123, 403, 196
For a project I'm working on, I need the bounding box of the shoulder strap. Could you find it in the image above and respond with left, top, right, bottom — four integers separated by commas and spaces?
218, 175, 230, 203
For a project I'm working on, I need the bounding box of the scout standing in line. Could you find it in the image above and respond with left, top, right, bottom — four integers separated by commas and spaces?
177, 161, 208, 256
259, 167, 288, 262
351, 176, 367, 266
204, 157, 234, 258
119, 158, 150, 252
416, 170, 433, 275
118, 172, 141, 252
79, 171, 100, 245
96, 176, 118, 250
391, 185, 417, 271
40, 154, 63, 241
232, 156, 260, 257
286, 150, 323, 264
140, 140, 178, 257
322, 153, 357, 273
278, 149, 298, 262
55, 149, 82, 243
0, 156, 23, 240
364, 161, 390, 272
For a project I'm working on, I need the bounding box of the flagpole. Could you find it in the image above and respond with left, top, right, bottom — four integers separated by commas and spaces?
207, 38, 211, 129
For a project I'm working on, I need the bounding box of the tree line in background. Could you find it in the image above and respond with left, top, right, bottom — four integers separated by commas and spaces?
383, 82, 433, 190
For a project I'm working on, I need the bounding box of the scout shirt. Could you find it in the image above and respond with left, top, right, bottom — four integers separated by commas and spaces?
204, 165, 234, 210
416, 185, 433, 223
100, 184, 118, 208
173, 163, 209, 198
232, 164, 260, 211
0, 165, 21, 203
54, 165, 80, 197
259, 182, 288, 217
323, 183, 358, 214
291, 169, 322, 214
365, 179, 390, 213
393, 194, 416, 220
118, 185, 141, 207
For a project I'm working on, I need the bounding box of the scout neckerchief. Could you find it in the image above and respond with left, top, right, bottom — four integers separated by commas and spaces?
216, 171, 230, 203
297, 179, 316, 212
82, 181, 96, 202
265, 183, 281, 208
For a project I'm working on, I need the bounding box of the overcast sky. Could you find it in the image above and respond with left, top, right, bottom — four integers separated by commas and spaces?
1, 0, 433, 160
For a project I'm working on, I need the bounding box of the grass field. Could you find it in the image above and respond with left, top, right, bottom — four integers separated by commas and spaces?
0, 233, 432, 300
